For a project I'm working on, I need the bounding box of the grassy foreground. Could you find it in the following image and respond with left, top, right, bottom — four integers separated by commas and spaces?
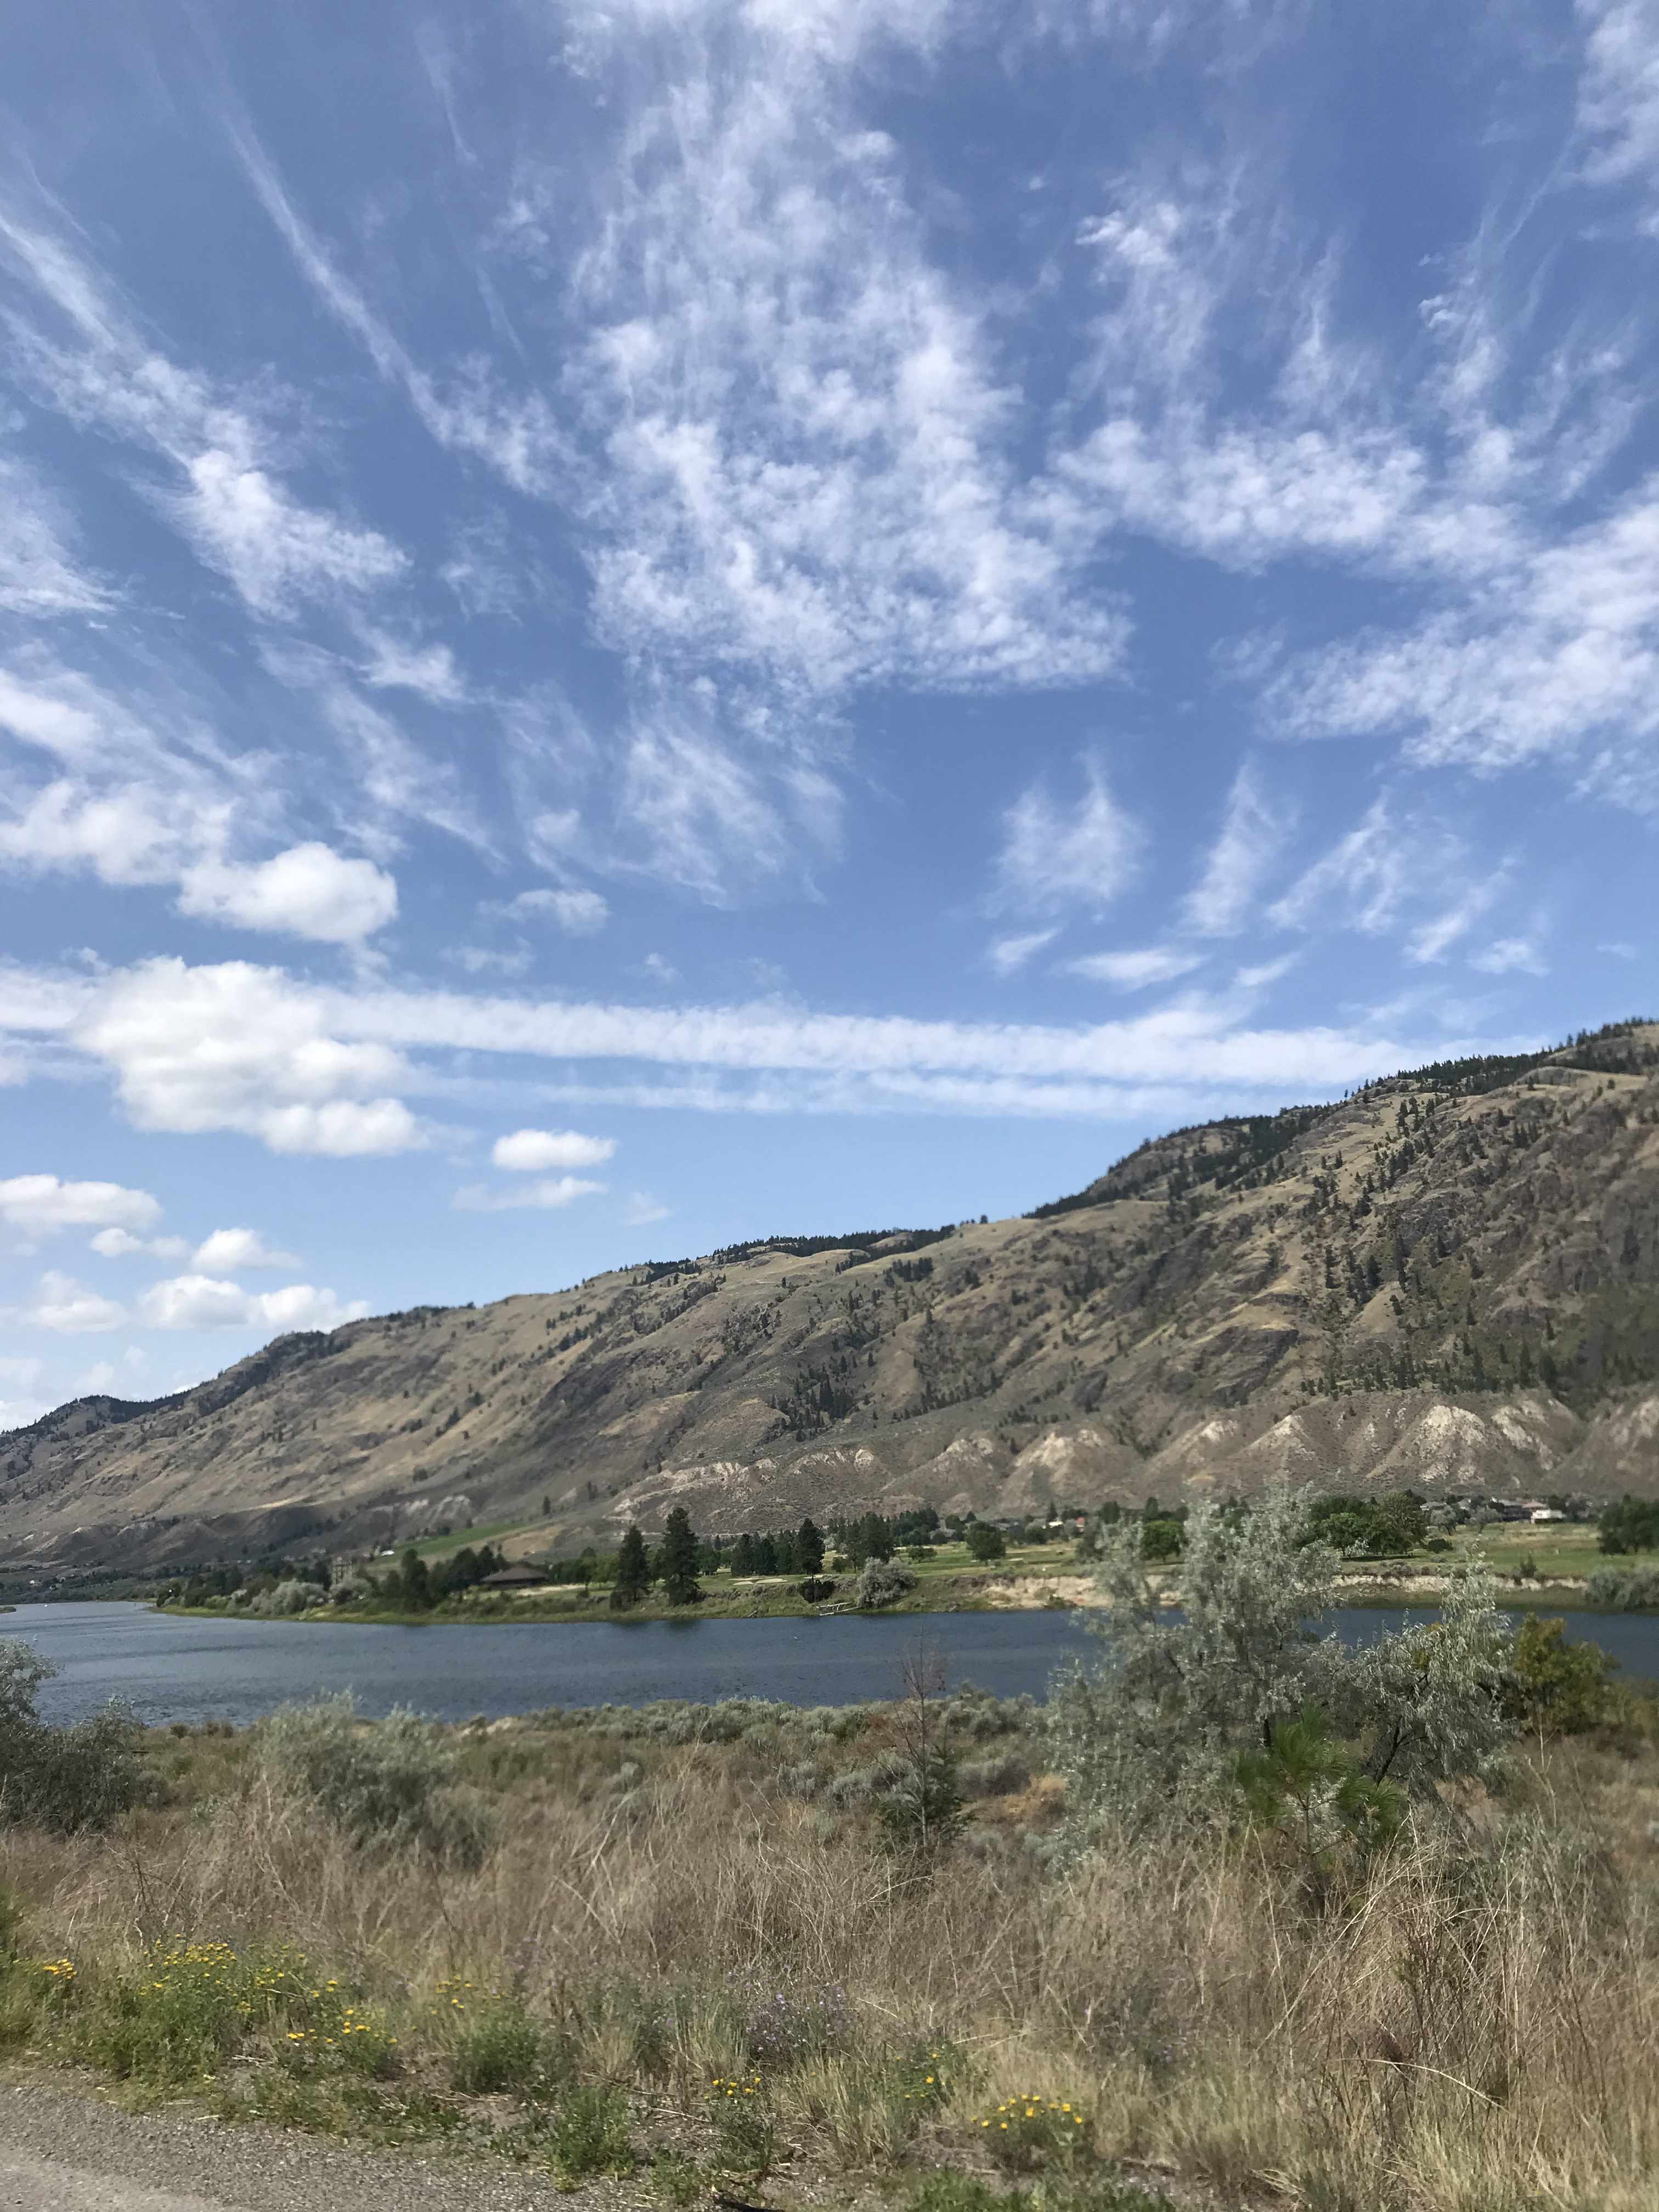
1, 1681, 1658, 2211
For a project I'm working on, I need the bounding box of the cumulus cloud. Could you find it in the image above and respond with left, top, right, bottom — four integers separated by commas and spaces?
191, 1227, 303, 1272
177, 844, 398, 945
23, 1271, 127, 1333
75, 958, 424, 1156
452, 1176, 607, 1211
138, 1274, 369, 1330
624, 1191, 671, 1226
491, 1128, 616, 1172
0, 664, 397, 945
88, 1226, 190, 1260
993, 755, 1142, 916
0, 1173, 160, 1237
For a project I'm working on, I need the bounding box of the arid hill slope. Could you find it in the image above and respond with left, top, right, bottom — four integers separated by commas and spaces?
6, 1022, 1659, 1572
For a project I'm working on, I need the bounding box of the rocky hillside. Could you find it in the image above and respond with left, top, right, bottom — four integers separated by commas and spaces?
5, 1020, 1659, 1575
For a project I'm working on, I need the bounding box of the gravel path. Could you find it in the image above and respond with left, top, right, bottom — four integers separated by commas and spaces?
0, 2080, 591, 2212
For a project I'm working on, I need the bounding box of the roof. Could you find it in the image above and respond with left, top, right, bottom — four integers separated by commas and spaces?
479, 1564, 550, 1587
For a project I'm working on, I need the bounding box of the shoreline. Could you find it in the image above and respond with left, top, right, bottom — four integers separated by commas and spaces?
155, 1564, 1659, 1629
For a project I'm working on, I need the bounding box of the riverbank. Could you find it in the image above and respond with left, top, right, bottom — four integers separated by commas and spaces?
157, 1566, 1064, 1629
0, 1682, 1656, 2212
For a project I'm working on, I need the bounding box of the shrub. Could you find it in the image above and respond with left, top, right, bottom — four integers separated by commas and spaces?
1587, 1563, 1659, 1610
0, 1640, 150, 1834
258, 1694, 495, 1864
975, 2095, 1092, 2174
1506, 1617, 1616, 1736
736, 1974, 851, 2066
798, 1576, 838, 1602
966, 1525, 1006, 1563
547, 2084, 634, 2179
249, 1578, 313, 1618
708, 2072, 776, 2175
857, 1559, 917, 1610
441, 1985, 548, 2094
1051, 1487, 1513, 1844
67, 1939, 392, 2087
960, 1751, 1031, 1798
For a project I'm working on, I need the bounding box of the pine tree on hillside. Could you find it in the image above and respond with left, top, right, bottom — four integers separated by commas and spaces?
797, 1517, 826, 1575
611, 1523, 651, 1610
660, 1506, 702, 1606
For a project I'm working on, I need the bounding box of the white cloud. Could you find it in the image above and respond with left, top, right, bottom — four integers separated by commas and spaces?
1276, 479, 1659, 808
0, 1174, 160, 1237
1268, 798, 1471, 941
504, 888, 610, 935
452, 1176, 607, 1211
1181, 764, 1293, 936
1470, 937, 1548, 977
24, 1270, 127, 1334
993, 754, 1142, 916
986, 929, 1058, 977
177, 843, 398, 945
357, 631, 469, 705
1575, 1, 1659, 220
0, 201, 408, 622
1406, 874, 1508, 966
624, 1191, 672, 1226
492, 1128, 616, 1172
448, 946, 534, 979
138, 1274, 369, 1331
0, 453, 110, 616
0, 663, 398, 946
1234, 954, 1297, 989
1065, 947, 1204, 989
89, 1226, 190, 1260
173, 448, 405, 619
75, 958, 423, 1156
191, 1227, 303, 1273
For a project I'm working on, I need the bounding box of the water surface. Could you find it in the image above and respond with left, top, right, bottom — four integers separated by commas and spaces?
9, 1600, 1658, 1728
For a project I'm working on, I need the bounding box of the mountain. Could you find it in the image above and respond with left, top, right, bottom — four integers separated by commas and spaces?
5, 1019, 1659, 1576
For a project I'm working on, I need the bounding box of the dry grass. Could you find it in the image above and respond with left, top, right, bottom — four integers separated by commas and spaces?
1, 1702, 1657, 2210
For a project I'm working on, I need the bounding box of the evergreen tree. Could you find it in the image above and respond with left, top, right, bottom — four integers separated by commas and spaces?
397, 1546, 432, 1611
754, 1533, 779, 1576
796, 1518, 826, 1574
660, 1506, 702, 1605
731, 1532, 758, 1576
611, 1523, 651, 1609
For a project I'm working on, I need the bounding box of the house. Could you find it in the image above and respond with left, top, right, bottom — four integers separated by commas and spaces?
1529, 1507, 1567, 1523
478, 1563, 552, 1589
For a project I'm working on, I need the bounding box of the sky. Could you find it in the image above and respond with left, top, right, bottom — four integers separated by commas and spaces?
2, 0, 1657, 1431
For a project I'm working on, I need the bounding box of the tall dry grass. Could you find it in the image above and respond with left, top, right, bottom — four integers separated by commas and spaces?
1, 1711, 1657, 2210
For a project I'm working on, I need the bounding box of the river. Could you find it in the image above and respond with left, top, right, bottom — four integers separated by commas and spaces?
7, 1600, 1659, 1729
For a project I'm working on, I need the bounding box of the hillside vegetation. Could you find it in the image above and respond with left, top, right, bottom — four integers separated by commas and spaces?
5, 1020, 1659, 1576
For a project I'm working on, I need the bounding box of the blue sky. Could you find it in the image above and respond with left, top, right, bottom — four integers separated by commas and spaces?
2, 0, 1657, 1430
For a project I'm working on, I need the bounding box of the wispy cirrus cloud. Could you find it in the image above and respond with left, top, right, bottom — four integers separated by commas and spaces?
992, 754, 1142, 917
1181, 763, 1294, 936
1065, 946, 1204, 989
0, 952, 1532, 1146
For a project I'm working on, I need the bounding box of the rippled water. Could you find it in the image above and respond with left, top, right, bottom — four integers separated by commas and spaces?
7, 1599, 1657, 1728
